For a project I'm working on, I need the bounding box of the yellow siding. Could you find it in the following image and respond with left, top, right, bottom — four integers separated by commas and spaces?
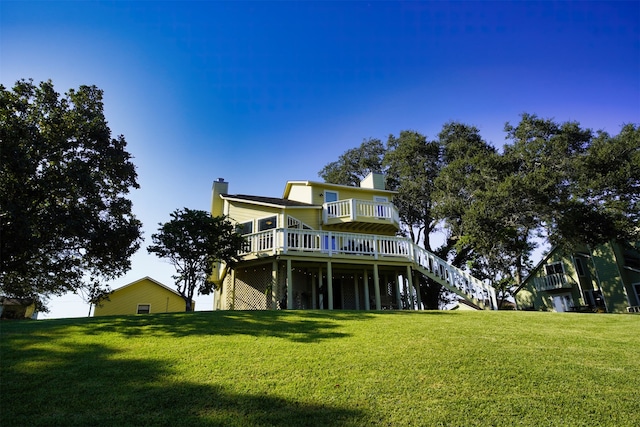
94, 278, 187, 316
309, 184, 393, 206
286, 208, 321, 229
286, 182, 395, 206
227, 202, 281, 225
286, 185, 313, 204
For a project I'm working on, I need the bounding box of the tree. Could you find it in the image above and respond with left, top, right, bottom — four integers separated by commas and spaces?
565, 123, 640, 246
318, 138, 385, 186
147, 208, 246, 312
0, 79, 142, 304
384, 130, 441, 249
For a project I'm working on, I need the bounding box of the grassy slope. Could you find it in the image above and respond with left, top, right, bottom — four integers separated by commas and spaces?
1, 310, 638, 426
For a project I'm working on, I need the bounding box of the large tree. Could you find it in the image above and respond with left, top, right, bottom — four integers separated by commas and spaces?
318, 138, 385, 186
384, 130, 441, 249
147, 208, 246, 311
0, 79, 142, 306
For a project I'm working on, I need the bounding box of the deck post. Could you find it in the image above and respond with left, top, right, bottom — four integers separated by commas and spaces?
271, 260, 278, 310
286, 259, 293, 309
327, 260, 334, 310
354, 274, 360, 310
364, 269, 370, 310
318, 266, 324, 310
406, 266, 414, 310
373, 263, 381, 310
311, 273, 317, 309
395, 271, 402, 309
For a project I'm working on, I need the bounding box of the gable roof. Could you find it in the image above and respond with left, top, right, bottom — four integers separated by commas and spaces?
111, 276, 181, 297
282, 180, 397, 199
221, 194, 319, 209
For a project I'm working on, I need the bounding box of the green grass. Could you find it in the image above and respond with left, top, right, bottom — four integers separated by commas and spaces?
1, 311, 638, 426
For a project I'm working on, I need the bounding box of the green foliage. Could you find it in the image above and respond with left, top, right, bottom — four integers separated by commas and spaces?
318, 138, 385, 186
0, 79, 142, 302
147, 208, 246, 311
1, 311, 639, 426
320, 115, 639, 307
384, 130, 441, 248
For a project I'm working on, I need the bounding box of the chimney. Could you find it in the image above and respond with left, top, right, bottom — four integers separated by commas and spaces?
211, 178, 229, 217
360, 172, 385, 190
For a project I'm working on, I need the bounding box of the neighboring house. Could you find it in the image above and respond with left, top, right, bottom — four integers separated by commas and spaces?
0, 297, 38, 319
514, 241, 640, 314
210, 173, 497, 311
93, 277, 193, 316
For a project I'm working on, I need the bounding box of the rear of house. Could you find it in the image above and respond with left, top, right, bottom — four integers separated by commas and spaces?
514, 241, 640, 313
210, 174, 496, 311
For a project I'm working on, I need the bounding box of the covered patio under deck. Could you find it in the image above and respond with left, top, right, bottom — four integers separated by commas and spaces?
218, 256, 423, 311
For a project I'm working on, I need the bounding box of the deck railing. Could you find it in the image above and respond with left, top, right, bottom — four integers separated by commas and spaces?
323, 199, 400, 226
533, 273, 571, 291
239, 228, 496, 308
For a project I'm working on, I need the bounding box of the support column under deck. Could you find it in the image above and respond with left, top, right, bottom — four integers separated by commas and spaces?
414, 270, 422, 310
364, 269, 370, 310
311, 274, 317, 309
327, 261, 334, 310
373, 263, 381, 310
286, 259, 293, 309
406, 266, 415, 310
354, 274, 360, 310
271, 260, 278, 310
395, 271, 402, 309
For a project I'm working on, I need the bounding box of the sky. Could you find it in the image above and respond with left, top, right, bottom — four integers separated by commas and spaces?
2, 1, 639, 318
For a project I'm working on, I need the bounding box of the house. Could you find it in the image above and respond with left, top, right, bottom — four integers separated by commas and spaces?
514, 241, 640, 313
210, 173, 497, 311
0, 297, 38, 319
93, 277, 193, 316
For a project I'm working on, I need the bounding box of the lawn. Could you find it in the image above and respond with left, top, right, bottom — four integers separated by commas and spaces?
1, 310, 638, 426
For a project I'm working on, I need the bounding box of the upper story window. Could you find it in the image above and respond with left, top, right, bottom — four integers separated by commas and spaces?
545, 262, 564, 276
324, 191, 338, 203
239, 221, 253, 235
258, 216, 277, 231
574, 257, 586, 276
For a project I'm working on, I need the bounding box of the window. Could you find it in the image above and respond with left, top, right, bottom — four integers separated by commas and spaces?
258, 216, 277, 231
324, 191, 338, 203
238, 221, 253, 235
634, 283, 640, 306
137, 304, 150, 314
544, 262, 564, 276
574, 257, 586, 276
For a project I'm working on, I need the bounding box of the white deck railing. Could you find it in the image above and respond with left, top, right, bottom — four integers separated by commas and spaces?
323, 199, 400, 225
239, 228, 496, 309
533, 273, 570, 291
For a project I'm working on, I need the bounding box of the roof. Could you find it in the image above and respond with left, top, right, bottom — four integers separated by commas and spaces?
111, 276, 182, 296
282, 180, 397, 199
221, 194, 319, 208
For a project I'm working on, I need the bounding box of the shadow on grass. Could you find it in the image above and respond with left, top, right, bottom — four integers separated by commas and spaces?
0, 339, 365, 427
3, 310, 380, 343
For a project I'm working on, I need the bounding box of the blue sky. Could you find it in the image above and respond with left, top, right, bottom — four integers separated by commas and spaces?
2, 1, 639, 318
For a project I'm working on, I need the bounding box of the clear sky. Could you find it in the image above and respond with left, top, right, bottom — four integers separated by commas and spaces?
2, 1, 639, 318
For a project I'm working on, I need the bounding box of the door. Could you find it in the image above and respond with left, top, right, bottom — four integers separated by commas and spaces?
552, 294, 573, 312
374, 196, 388, 218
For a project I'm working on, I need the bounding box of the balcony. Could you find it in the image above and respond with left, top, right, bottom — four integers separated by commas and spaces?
237, 228, 496, 309
322, 199, 400, 232
534, 273, 573, 292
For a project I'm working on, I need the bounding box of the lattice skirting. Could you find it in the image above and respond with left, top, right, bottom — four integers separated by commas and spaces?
226, 268, 274, 310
